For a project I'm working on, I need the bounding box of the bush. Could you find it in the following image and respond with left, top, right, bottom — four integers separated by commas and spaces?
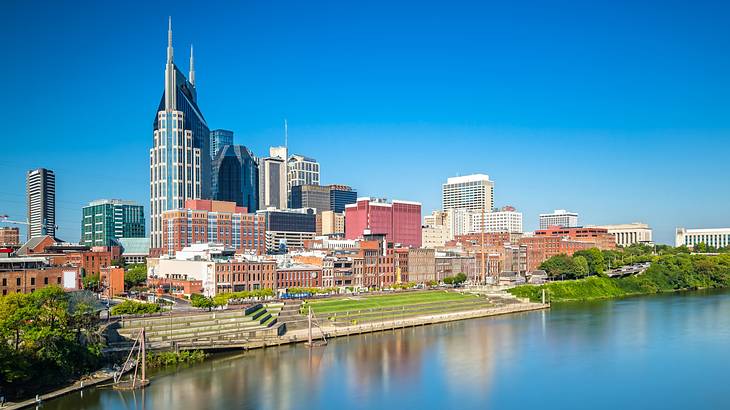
110, 300, 161, 316
146, 350, 207, 368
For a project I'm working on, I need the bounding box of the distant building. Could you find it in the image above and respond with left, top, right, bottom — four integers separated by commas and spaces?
26, 168, 56, 239
329, 185, 357, 213
290, 184, 330, 212
675, 227, 730, 249
209, 129, 233, 159
442, 174, 494, 212
539, 209, 579, 230
81, 199, 145, 247
0, 227, 20, 247
470, 206, 523, 234
534, 226, 616, 250
258, 147, 288, 210
321, 211, 345, 236
212, 145, 259, 212
161, 200, 265, 256
407, 248, 436, 283
590, 223, 653, 247
520, 236, 597, 271
287, 154, 320, 194
116, 237, 150, 264
345, 198, 422, 248
258, 208, 317, 253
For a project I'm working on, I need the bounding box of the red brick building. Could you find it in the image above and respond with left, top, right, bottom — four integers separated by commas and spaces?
276, 265, 323, 289
214, 260, 277, 294
519, 236, 598, 271
100, 266, 125, 297
0, 227, 20, 247
534, 227, 616, 250
345, 198, 422, 248
0, 267, 80, 296
161, 200, 266, 256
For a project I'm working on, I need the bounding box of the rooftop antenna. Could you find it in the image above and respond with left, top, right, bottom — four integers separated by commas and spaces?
284, 119, 288, 149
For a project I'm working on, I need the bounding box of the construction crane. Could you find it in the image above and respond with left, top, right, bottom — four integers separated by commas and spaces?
0, 215, 58, 235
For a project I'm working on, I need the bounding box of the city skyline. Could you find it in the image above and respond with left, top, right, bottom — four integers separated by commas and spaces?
3, 1, 730, 244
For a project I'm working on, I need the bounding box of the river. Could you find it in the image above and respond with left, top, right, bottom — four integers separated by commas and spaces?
45, 289, 730, 409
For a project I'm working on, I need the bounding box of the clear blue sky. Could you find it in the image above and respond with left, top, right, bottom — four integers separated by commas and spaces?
1, 0, 729, 244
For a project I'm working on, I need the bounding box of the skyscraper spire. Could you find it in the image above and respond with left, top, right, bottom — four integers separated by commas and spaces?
164, 16, 177, 111
189, 44, 195, 87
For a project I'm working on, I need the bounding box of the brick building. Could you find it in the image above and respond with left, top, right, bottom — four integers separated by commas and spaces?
345, 198, 422, 248
161, 200, 265, 256
519, 236, 597, 271
0, 227, 20, 247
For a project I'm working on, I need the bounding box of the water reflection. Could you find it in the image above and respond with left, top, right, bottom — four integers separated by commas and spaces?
43, 289, 730, 410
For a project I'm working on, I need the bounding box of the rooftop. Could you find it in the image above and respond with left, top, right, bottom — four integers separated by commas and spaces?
445, 174, 491, 184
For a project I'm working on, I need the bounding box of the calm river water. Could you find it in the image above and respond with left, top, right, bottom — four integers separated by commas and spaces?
45, 289, 730, 410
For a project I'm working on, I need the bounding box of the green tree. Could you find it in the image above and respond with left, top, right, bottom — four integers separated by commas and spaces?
454, 272, 467, 285
573, 256, 589, 278
574, 248, 606, 275
539, 254, 575, 278
443, 276, 454, 285
82, 274, 100, 292
190, 294, 219, 311
124, 264, 147, 289
110, 300, 161, 315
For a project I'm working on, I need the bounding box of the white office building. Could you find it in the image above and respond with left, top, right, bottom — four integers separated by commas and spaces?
26, 168, 56, 239
590, 223, 653, 246
288, 154, 320, 191
470, 208, 523, 234
675, 227, 730, 249
442, 174, 494, 212
258, 147, 288, 210
539, 209, 579, 230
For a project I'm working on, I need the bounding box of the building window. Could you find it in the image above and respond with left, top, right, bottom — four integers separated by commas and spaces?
16, 278, 21, 286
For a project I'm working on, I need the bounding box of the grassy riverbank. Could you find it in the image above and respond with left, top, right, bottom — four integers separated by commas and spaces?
303, 291, 477, 314
509, 253, 730, 302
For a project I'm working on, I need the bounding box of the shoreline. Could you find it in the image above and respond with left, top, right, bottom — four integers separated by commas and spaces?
8, 300, 547, 409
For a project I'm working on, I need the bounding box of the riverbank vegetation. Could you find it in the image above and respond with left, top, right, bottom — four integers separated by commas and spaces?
0, 287, 103, 400
146, 350, 207, 368
510, 252, 730, 302
110, 299, 162, 315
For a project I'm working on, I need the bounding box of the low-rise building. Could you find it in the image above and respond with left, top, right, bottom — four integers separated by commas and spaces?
675, 227, 730, 249
100, 266, 125, 297
0, 227, 20, 247
259, 208, 317, 254
589, 223, 653, 247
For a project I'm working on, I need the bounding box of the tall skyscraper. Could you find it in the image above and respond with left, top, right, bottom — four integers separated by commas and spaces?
150, 18, 211, 251
539, 209, 579, 230
26, 168, 55, 239
81, 199, 145, 247
212, 145, 259, 212
442, 174, 494, 212
258, 147, 288, 210
210, 129, 233, 160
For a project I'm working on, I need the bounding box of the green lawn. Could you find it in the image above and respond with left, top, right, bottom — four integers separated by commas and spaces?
303, 291, 477, 314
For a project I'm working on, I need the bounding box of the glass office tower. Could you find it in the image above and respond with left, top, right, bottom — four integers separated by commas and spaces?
212, 145, 259, 212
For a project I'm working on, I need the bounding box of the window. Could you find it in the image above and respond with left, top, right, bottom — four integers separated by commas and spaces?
30, 278, 35, 286
16, 278, 21, 286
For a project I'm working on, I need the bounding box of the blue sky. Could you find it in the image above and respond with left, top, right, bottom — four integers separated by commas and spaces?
1, 0, 729, 244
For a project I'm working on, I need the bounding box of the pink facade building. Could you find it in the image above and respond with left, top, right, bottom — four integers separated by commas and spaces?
345, 198, 422, 247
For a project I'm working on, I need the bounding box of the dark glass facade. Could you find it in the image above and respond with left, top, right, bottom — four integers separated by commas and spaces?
212, 145, 259, 212
153, 66, 211, 198
210, 129, 233, 160
265, 209, 316, 233
290, 185, 331, 213
330, 187, 357, 213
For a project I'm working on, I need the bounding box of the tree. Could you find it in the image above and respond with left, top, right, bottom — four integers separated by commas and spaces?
454, 272, 467, 285
574, 248, 606, 275
190, 294, 219, 311
539, 254, 575, 278
82, 274, 100, 292
572, 256, 589, 278
110, 300, 161, 315
443, 276, 454, 285
124, 264, 147, 289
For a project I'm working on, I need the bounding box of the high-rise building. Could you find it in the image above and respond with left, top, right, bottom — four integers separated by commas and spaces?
329, 184, 357, 213
161, 200, 265, 256
81, 199, 145, 247
290, 184, 330, 212
287, 154, 320, 193
539, 209, 579, 230
26, 168, 56, 239
258, 147, 288, 210
150, 19, 211, 251
442, 174, 494, 212
210, 129, 233, 160
212, 145, 258, 212
345, 198, 422, 247
321, 211, 345, 236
